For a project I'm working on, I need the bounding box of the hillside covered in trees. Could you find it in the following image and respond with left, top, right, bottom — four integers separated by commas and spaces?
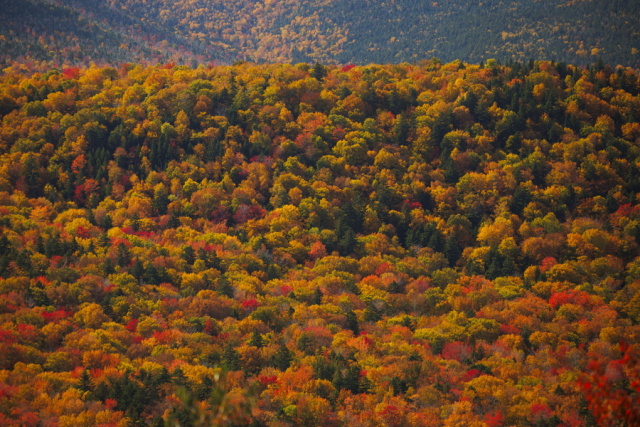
0, 59, 639, 425
2, 0, 640, 67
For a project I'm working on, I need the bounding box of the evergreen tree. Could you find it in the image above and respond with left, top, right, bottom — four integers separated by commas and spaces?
346, 310, 360, 335
249, 331, 263, 348
116, 242, 131, 267
312, 287, 323, 305
221, 345, 240, 371
171, 367, 189, 387
444, 234, 462, 266
311, 62, 327, 81
273, 343, 293, 371
78, 369, 94, 393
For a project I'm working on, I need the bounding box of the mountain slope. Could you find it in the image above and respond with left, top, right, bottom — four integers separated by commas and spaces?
1, 0, 639, 68
0, 59, 639, 426
0, 0, 227, 67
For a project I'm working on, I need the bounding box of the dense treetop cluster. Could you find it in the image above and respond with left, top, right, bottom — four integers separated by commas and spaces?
0, 59, 639, 425
2, 0, 640, 67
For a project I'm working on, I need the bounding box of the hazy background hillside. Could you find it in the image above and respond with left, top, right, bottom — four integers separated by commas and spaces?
1, 0, 639, 67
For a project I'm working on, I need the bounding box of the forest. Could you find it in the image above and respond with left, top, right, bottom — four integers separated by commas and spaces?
0, 58, 639, 425
2, 0, 640, 68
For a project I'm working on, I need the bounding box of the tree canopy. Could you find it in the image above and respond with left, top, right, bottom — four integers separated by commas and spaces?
0, 59, 639, 425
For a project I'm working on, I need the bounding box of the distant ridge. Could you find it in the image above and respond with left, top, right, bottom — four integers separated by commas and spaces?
1, 0, 639, 67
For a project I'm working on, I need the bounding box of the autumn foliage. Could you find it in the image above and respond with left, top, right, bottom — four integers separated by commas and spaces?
0, 59, 639, 425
